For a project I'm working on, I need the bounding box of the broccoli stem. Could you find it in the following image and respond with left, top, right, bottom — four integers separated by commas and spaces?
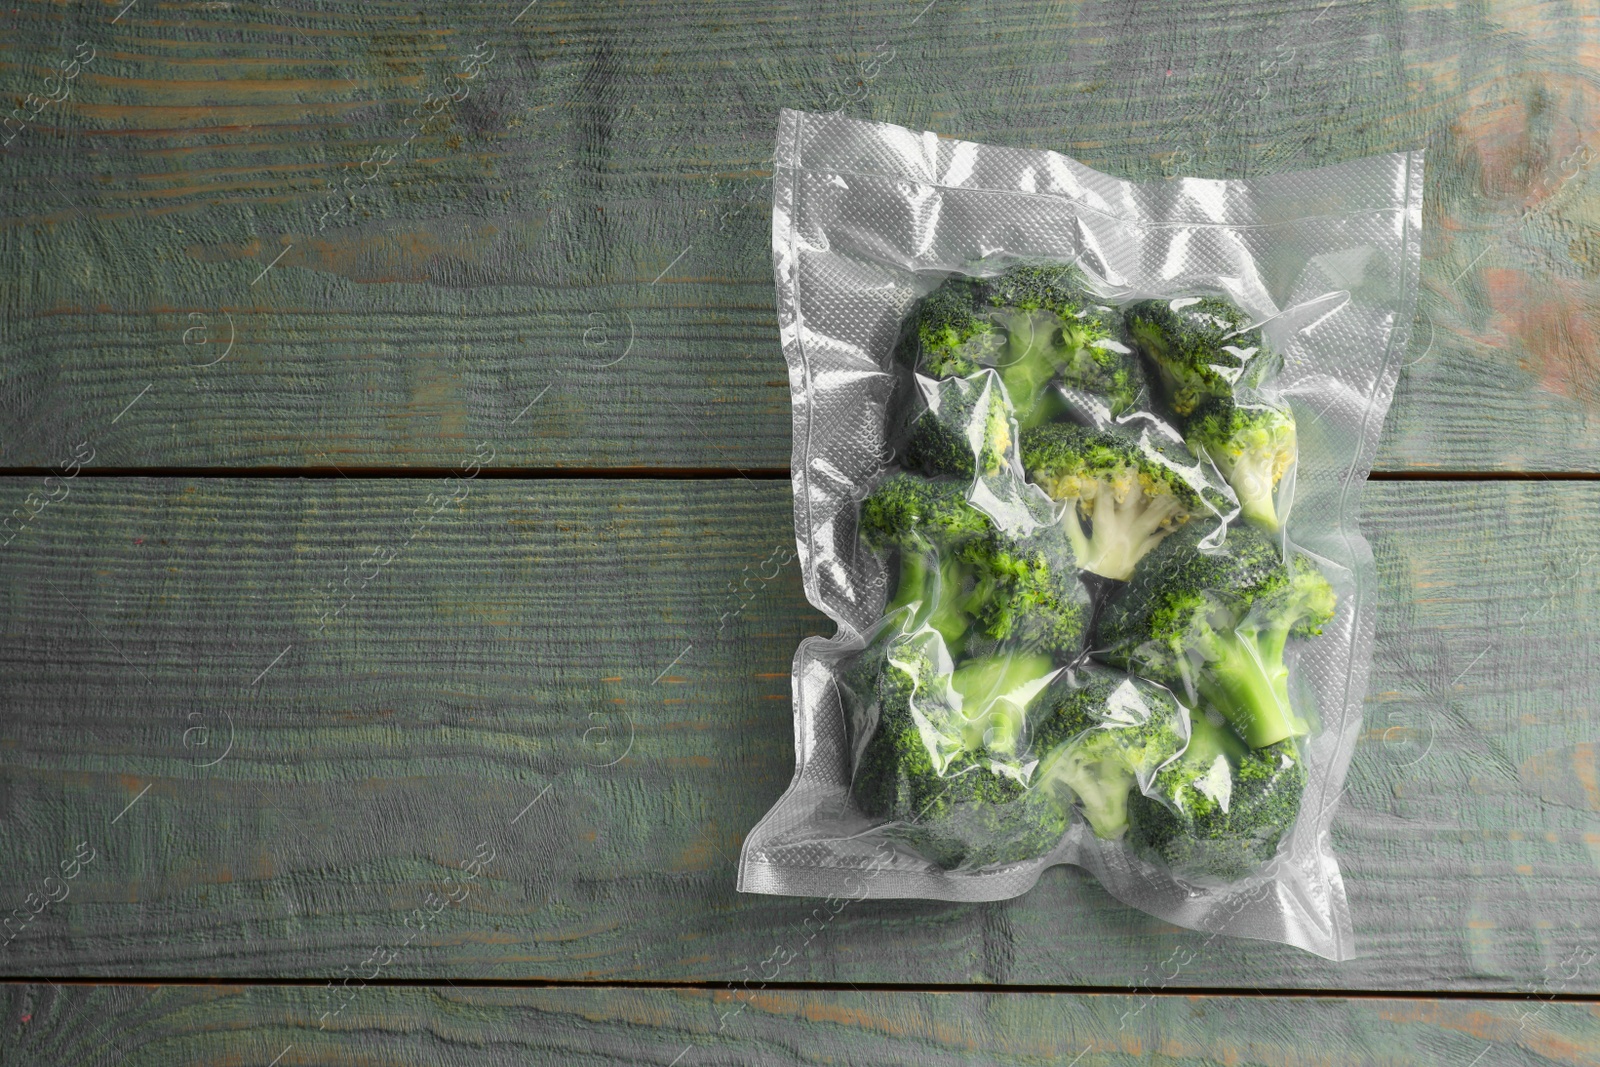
1079, 482, 1188, 582
886, 550, 970, 655
1194, 628, 1302, 748
990, 309, 1066, 428
885, 550, 931, 619
1183, 706, 1247, 765
1059, 508, 1093, 571
951, 653, 1057, 756
1208, 450, 1280, 531
1048, 741, 1137, 839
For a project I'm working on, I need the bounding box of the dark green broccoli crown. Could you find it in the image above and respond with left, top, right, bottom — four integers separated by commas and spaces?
958, 527, 1087, 656
1029, 665, 1182, 756
1185, 392, 1292, 448
1095, 521, 1286, 677
859, 473, 1086, 658
1011, 599, 1087, 660
892, 752, 1072, 870
977, 263, 1097, 313
1056, 323, 1146, 417
902, 371, 1015, 479
844, 637, 942, 822
1276, 554, 1338, 640
898, 278, 996, 377
897, 265, 1142, 425
859, 473, 993, 553
976, 265, 1137, 405
844, 639, 1071, 870
1030, 668, 1120, 751
1127, 714, 1305, 881
1125, 295, 1261, 359
1019, 666, 1190, 839
1124, 296, 1266, 417
1095, 522, 1335, 750
1183, 392, 1297, 531
1020, 424, 1202, 513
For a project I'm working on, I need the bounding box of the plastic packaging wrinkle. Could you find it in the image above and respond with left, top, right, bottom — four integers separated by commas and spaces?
739, 107, 1424, 961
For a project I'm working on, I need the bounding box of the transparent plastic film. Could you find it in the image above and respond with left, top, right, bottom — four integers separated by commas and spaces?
741, 108, 1424, 960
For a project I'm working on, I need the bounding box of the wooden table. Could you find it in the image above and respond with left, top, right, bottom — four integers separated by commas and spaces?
2, 1, 1597, 1062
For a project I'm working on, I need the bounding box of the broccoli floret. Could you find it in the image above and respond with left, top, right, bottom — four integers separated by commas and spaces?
902, 370, 1016, 479
843, 632, 950, 820
1021, 424, 1202, 581
1123, 296, 1265, 417
978, 264, 1091, 312
956, 529, 1084, 657
859, 473, 990, 653
859, 471, 996, 550
1184, 393, 1297, 532
900, 750, 1071, 869
1028, 666, 1188, 839
1127, 708, 1306, 881
1094, 523, 1336, 749
842, 637, 1070, 870
1051, 329, 1145, 421
949, 651, 1060, 757
896, 276, 1000, 378
975, 267, 1117, 426
859, 473, 1086, 660
1122, 295, 1293, 530
899, 265, 1135, 426
980, 268, 1144, 417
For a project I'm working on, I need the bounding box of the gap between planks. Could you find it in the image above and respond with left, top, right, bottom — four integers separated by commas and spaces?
2, 468, 1600, 481
0, 978, 1596, 1003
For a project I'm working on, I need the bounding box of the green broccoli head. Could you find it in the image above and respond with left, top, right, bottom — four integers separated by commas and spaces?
902, 370, 1016, 480
897, 276, 1000, 378
1127, 708, 1306, 882
1050, 328, 1146, 421
1094, 523, 1336, 749
842, 637, 1070, 870
859, 472, 992, 653
899, 265, 1137, 425
948, 651, 1060, 758
1123, 296, 1265, 417
842, 629, 950, 820
859, 472, 1087, 660
979, 267, 1145, 416
975, 266, 1119, 426
892, 749, 1070, 870
1021, 424, 1203, 581
1184, 393, 1297, 532
977, 264, 1094, 313
1027, 666, 1188, 840
957, 526, 1086, 658
859, 471, 995, 552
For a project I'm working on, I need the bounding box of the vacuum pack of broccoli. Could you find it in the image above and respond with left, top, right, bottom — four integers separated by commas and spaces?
742, 109, 1424, 960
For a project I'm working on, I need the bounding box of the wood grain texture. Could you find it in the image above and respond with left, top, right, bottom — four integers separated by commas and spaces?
1, 478, 1597, 992
1, 0, 1597, 470
3, 983, 1598, 1067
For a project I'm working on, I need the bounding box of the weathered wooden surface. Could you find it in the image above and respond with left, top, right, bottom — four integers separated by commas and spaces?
3, 983, 1598, 1066
3, 0, 1600, 1057
1, 0, 1597, 470
1, 478, 1597, 992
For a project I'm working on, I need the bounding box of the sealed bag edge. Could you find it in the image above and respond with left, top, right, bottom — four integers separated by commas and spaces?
741, 108, 1427, 962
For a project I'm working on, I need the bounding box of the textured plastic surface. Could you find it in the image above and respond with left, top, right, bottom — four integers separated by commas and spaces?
739, 108, 1424, 960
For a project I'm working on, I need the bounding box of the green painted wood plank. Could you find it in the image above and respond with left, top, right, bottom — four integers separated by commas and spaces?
2, 0, 1596, 470
1, 478, 1598, 991
4, 983, 1598, 1066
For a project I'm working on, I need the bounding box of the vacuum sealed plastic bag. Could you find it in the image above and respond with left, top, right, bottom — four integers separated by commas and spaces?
739, 107, 1424, 960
